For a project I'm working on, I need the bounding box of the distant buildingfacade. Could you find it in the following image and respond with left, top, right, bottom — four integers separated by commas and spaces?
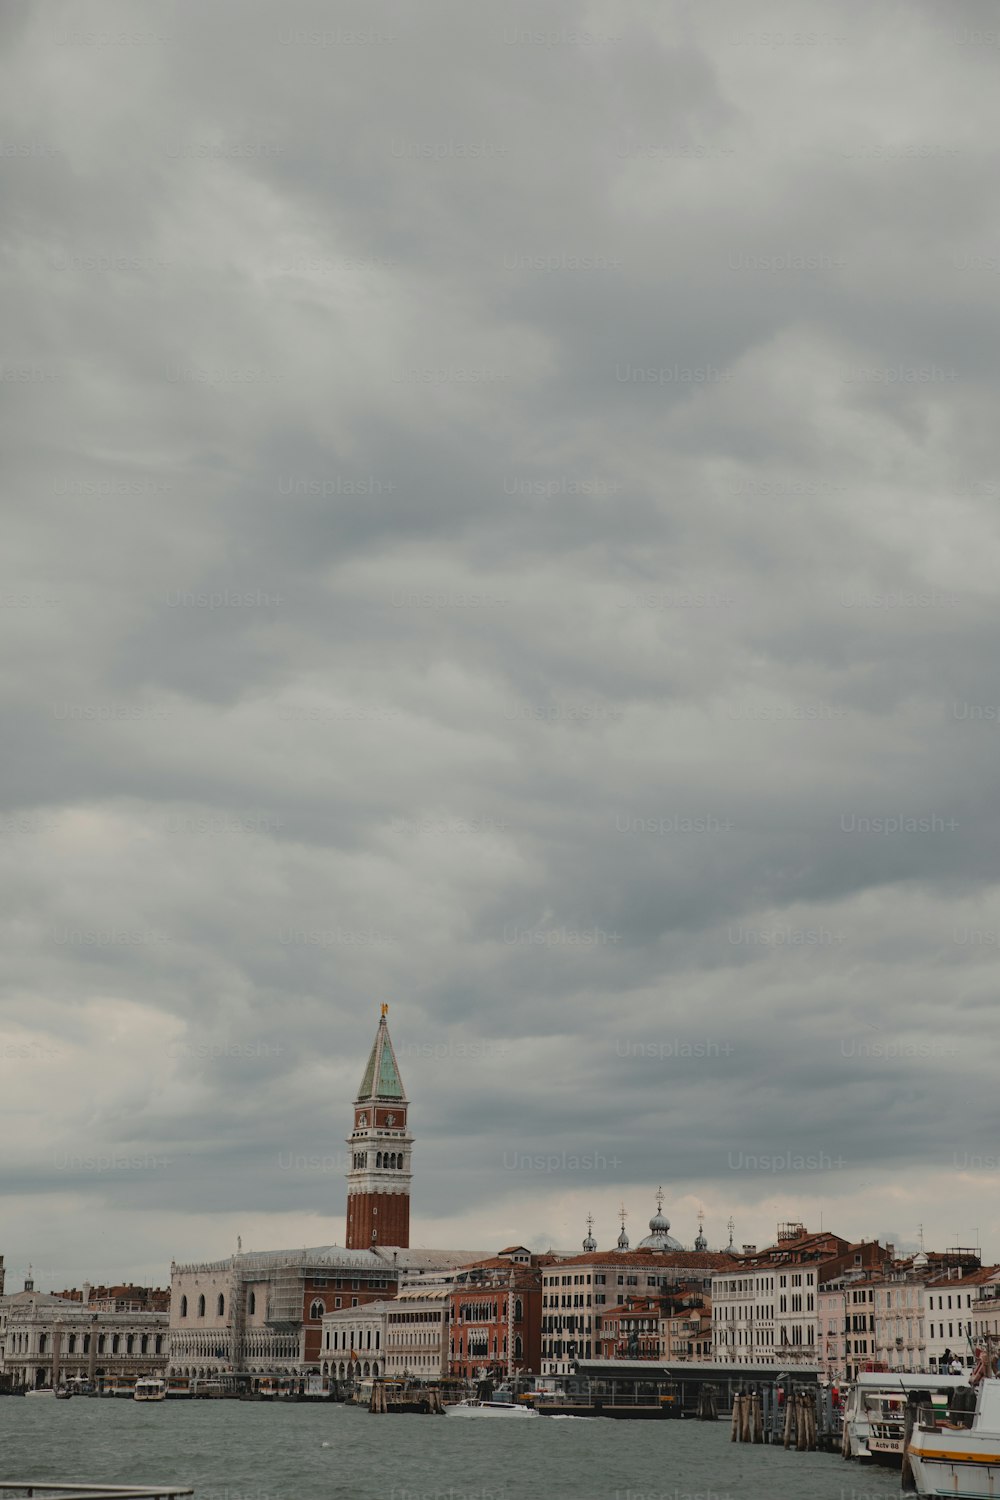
541, 1202, 737, 1376
0, 1271, 168, 1391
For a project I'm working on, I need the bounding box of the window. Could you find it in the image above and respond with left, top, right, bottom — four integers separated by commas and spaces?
180, 1295, 188, 1318
310, 1300, 326, 1320
248, 1292, 256, 1316
217, 1294, 225, 1317
197, 1294, 206, 1317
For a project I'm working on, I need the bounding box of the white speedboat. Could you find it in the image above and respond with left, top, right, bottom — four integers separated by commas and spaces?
906, 1373, 1000, 1496
446, 1397, 538, 1418
134, 1377, 167, 1402
25, 1387, 56, 1398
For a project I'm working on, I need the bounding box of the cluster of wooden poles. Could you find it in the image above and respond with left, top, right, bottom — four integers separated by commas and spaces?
695, 1385, 719, 1420
730, 1387, 824, 1449
368, 1380, 446, 1414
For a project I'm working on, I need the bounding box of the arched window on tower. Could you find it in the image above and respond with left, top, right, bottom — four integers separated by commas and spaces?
514, 1298, 523, 1322
180, 1295, 188, 1317
376, 1152, 382, 1168
197, 1295, 206, 1317
310, 1299, 325, 1320
217, 1294, 225, 1317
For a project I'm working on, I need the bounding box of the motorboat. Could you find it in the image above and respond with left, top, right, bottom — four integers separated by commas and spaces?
842, 1371, 973, 1463
25, 1387, 56, 1397
905, 1351, 1000, 1497
134, 1377, 167, 1402
446, 1397, 538, 1418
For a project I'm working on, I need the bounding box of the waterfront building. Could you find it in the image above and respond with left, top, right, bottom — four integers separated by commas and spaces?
168, 1245, 480, 1379
385, 1281, 453, 1380
320, 1297, 394, 1381
711, 1225, 890, 1365
817, 1267, 882, 1381
345, 1005, 412, 1251
448, 1246, 558, 1380
320, 1263, 490, 1384
866, 1249, 982, 1373
0, 1271, 168, 1390
541, 1201, 736, 1376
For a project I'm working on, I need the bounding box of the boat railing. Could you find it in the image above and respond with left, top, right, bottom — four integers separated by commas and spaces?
0, 1488, 192, 1500
915, 1401, 973, 1431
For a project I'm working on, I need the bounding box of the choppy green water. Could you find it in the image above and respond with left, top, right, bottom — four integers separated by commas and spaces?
0, 1398, 900, 1500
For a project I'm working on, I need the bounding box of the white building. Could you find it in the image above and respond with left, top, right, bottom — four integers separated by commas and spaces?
0, 1279, 167, 1391
169, 1244, 485, 1379
541, 1206, 733, 1377
320, 1267, 461, 1383
711, 1228, 888, 1366
320, 1298, 392, 1382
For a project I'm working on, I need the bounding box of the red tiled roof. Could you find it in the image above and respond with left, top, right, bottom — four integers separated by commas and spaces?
545, 1250, 737, 1270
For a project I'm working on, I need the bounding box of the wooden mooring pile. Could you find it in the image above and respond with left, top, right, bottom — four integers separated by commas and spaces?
369, 1379, 445, 1415
730, 1383, 841, 1452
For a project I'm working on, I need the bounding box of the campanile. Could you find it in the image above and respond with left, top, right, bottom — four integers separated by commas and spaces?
345, 1005, 412, 1250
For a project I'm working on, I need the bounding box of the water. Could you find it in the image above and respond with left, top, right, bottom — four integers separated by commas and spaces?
0, 1399, 901, 1500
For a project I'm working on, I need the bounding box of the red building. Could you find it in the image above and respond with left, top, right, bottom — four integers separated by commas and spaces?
448, 1247, 557, 1379
597, 1297, 662, 1360
345, 1005, 412, 1250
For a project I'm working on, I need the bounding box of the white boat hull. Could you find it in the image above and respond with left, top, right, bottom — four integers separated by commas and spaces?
908, 1442, 1000, 1498
446, 1401, 538, 1418
906, 1376, 1000, 1497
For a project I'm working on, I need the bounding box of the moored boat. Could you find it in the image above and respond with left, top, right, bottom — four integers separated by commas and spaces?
905, 1349, 1000, 1497
446, 1397, 538, 1418
842, 1371, 973, 1463
134, 1376, 167, 1402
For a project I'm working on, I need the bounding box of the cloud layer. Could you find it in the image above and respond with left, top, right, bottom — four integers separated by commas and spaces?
2, 0, 1000, 1289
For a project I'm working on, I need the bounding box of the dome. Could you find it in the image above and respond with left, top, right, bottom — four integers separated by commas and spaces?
637, 1191, 684, 1251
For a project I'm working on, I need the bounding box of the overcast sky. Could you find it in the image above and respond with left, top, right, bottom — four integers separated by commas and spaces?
2, 0, 1000, 1292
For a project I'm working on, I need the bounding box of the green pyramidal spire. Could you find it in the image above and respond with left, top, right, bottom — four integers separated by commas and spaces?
356, 1004, 406, 1102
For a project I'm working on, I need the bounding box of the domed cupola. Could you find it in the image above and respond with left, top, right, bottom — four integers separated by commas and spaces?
616, 1205, 630, 1251
583, 1214, 597, 1253
694, 1211, 708, 1252
637, 1187, 684, 1251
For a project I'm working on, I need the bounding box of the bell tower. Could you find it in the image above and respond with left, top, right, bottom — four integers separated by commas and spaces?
345, 1004, 412, 1250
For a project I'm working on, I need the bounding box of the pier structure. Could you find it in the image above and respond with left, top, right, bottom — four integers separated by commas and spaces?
566, 1357, 824, 1420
